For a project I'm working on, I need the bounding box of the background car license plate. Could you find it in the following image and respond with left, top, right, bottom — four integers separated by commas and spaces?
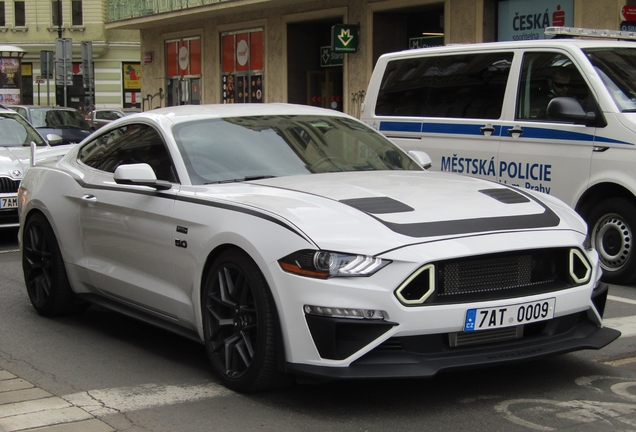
464, 298, 555, 332
1, 197, 17, 209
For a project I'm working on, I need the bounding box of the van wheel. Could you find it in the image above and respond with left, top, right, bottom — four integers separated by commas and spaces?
587, 198, 636, 285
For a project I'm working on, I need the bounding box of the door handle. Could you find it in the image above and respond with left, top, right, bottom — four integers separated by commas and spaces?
479, 124, 495, 136
81, 194, 97, 203
506, 126, 524, 136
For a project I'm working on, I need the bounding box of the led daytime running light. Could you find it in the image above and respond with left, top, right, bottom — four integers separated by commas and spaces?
304, 305, 388, 320
569, 248, 591, 284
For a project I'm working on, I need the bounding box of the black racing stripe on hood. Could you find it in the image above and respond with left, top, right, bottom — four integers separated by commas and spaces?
367, 188, 560, 238
339, 196, 414, 214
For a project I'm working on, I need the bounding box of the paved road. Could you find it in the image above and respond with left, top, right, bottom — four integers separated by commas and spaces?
1, 228, 636, 431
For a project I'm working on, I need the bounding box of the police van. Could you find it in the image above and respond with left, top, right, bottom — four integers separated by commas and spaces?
361, 27, 636, 285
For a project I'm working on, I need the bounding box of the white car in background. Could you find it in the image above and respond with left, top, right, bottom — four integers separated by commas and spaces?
0, 108, 70, 229
17, 104, 619, 392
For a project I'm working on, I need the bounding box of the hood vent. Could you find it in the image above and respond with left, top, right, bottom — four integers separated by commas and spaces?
480, 188, 530, 204
340, 196, 414, 214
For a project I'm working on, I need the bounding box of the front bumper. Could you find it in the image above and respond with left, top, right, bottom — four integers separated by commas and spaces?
286, 312, 620, 379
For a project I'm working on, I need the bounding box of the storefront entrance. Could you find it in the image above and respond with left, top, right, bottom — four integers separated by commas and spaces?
287, 20, 344, 112
166, 77, 201, 106
306, 69, 343, 111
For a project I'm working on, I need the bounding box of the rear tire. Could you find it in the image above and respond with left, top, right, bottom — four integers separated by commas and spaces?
22, 213, 84, 316
587, 197, 636, 285
202, 248, 288, 392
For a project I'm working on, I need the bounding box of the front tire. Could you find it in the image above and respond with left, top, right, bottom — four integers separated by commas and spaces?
22, 213, 83, 316
587, 197, 636, 285
202, 248, 287, 392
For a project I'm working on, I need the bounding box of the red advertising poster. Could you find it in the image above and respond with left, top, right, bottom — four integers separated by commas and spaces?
222, 35, 235, 73
166, 41, 178, 76
190, 38, 201, 75
250, 31, 263, 71
236, 33, 249, 72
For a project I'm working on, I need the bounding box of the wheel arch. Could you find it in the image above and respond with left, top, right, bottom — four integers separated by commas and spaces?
199, 243, 289, 373
576, 182, 636, 219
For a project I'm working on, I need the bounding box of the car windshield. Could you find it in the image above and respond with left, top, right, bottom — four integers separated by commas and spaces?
172, 115, 423, 184
30, 108, 90, 129
0, 112, 46, 147
584, 48, 636, 112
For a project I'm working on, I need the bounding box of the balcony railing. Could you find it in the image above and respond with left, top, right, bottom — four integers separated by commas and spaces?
106, 0, 232, 22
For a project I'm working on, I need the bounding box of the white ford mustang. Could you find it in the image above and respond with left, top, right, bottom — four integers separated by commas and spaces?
17, 104, 619, 392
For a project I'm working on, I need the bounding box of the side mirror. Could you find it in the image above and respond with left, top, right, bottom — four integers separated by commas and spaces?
114, 163, 172, 190
46, 133, 63, 146
408, 150, 433, 170
546, 97, 597, 126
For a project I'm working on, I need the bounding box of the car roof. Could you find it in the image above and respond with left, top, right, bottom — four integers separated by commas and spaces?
379, 38, 636, 60
139, 103, 354, 125
12, 105, 79, 111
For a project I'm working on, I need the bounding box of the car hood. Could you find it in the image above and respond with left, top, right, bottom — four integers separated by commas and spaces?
0, 145, 76, 179
197, 171, 585, 254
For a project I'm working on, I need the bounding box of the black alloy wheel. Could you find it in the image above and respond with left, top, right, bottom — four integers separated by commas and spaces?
202, 248, 287, 392
22, 213, 83, 316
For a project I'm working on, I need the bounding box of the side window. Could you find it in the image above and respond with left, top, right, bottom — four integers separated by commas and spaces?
78, 124, 177, 182
516, 52, 591, 121
375, 52, 513, 119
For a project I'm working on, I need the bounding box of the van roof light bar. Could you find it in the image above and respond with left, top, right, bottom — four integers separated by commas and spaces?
545, 26, 636, 41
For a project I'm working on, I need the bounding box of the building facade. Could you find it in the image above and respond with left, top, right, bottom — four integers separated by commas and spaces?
105, 0, 635, 117
0, 0, 140, 110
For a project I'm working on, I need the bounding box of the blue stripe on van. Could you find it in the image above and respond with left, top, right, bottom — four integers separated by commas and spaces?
378, 121, 633, 146
379, 121, 422, 133
505, 126, 632, 145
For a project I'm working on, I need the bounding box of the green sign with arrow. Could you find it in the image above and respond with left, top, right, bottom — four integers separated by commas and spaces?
331, 24, 358, 53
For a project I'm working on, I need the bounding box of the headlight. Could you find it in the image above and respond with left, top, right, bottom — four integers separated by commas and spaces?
278, 250, 390, 279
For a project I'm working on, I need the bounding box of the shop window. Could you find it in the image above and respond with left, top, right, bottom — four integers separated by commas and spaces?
165, 37, 201, 106
221, 29, 263, 103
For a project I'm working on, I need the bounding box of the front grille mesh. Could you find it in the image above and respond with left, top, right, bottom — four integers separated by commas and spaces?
441, 252, 555, 296
396, 248, 573, 306
0, 177, 20, 194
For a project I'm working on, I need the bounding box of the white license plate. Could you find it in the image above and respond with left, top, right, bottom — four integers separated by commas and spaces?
0, 197, 17, 209
464, 298, 555, 332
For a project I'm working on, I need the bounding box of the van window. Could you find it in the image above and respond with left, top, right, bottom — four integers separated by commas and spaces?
584, 48, 636, 112
375, 52, 513, 119
516, 52, 591, 120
